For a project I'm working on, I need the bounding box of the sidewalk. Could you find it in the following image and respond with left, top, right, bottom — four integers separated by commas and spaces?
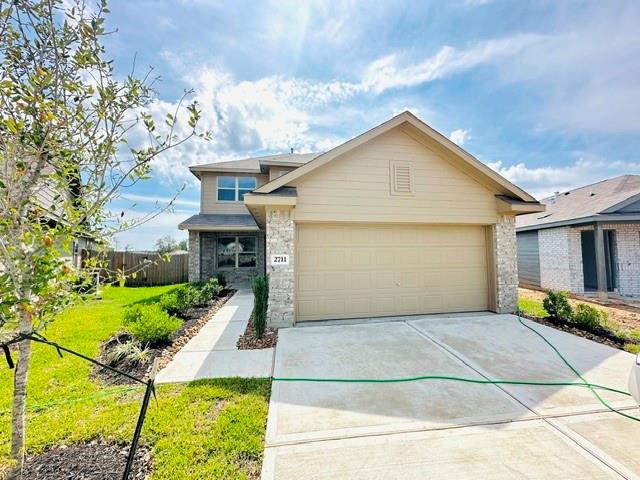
156, 289, 274, 383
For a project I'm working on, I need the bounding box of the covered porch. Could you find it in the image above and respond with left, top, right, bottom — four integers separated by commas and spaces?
179, 213, 266, 285
577, 222, 640, 300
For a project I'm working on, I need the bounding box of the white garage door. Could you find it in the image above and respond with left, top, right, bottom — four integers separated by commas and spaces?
296, 223, 489, 321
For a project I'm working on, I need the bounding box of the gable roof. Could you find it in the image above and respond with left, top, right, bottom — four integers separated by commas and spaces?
516, 175, 640, 231
253, 111, 537, 202
189, 153, 318, 179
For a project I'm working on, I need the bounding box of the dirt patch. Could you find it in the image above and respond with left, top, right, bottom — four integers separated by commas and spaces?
237, 314, 277, 350
93, 291, 235, 385
519, 287, 640, 332
22, 441, 152, 479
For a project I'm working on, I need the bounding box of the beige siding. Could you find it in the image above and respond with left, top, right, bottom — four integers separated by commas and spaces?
269, 166, 294, 181
294, 128, 499, 224
200, 172, 268, 214
296, 223, 489, 321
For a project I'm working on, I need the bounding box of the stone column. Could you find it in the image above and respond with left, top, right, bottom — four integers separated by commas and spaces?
265, 206, 295, 327
188, 230, 201, 283
494, 215, 518, 313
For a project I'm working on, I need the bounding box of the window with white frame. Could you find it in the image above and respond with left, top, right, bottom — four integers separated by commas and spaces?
217, 176, 257, 201
217, 236, 257, 268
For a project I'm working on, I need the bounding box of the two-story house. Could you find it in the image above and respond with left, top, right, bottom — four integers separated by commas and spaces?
180, 152, 316, 284
179, 111, 543, 327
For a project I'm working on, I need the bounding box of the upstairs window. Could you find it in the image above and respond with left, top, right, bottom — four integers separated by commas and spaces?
217, 176, 257, 201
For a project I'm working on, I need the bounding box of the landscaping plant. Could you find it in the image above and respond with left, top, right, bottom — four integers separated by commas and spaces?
251, 276, 269, 339
542, 290, 573, 322
123, 304, 182, 346
0, 1, 208, 473
194, 277, 224, 304
571, 304, 607, 331
104, 339, 151, 367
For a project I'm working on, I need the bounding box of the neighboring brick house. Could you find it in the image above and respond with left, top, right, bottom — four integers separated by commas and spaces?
516, 175, 640, 299
180, 111, 543, 326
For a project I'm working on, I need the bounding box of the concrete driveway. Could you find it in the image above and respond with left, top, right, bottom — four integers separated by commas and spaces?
262, 314, 640, 479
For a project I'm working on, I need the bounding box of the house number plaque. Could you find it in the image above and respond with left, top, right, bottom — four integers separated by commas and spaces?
271, 254, 290, 266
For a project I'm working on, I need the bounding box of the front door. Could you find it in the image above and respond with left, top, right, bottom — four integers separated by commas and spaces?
580, 230, 616, 292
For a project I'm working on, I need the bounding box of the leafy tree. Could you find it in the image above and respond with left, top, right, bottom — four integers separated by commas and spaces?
0, 0, 208, 475
155, 235, 188, 254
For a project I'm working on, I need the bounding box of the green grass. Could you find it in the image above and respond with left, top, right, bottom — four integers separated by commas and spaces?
624, 343, 640, 355
0, 285, 271, 479
518, 297, 548, 318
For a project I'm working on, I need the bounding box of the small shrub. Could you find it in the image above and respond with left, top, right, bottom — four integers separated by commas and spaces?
251, 275, 269, 339
624, 343, 640, 355
122, 304, 145, 324
194, 277, 223, 304
158, 292, 181, 316
124, 303, 182, 346
158, 285, 197, 316
542, 290, 573, 322
105, 339, 150, 367
571, 303, 607, 330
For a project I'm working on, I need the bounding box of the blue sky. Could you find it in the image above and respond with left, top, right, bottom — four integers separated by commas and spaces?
105, 0, 640, 250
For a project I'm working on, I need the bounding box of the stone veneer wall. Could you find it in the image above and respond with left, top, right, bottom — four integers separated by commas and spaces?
494, 215, 518, 313
188, 230, 200, 283
199, 231, 265, 284
265, 207, 295, 327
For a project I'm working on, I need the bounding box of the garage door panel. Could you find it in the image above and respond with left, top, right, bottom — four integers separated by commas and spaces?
296, 224, 489, 321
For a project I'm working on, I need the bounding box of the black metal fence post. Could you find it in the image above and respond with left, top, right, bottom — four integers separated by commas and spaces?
122, 357, 159, 480
121, 376, 155, 480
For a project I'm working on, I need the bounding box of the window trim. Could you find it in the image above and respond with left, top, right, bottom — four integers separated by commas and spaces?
216, 235, 257, 269
217, 176, 257, 202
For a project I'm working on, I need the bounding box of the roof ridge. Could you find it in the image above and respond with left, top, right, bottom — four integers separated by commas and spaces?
542, 174, 640, 200
191, 151, 322, 170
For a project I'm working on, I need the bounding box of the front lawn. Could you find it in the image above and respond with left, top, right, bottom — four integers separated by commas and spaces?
0, 285, 270, 479
518, 297, 548, 318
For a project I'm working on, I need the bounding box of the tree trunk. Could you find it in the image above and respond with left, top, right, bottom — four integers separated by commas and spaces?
8, 309, 32, 480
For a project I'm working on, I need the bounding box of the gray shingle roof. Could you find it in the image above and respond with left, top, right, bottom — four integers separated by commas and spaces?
246, 186, 297, 197
178, 214, 258, 230
190, 153, 319, 174
516, 175, 640, 231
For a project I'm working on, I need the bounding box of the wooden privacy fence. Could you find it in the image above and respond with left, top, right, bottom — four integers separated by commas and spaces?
82, 250, 189, 286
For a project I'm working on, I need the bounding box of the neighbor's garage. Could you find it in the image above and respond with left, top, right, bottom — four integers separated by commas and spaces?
295, 223, 489, 321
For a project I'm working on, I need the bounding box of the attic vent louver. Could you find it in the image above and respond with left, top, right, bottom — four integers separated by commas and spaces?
390, 161, 414, 195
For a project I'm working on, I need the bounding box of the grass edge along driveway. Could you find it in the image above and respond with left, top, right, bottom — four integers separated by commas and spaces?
0, 285, 270, 479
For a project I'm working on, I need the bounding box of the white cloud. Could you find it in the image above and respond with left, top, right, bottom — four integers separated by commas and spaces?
119, 193, 199, 208
360, 35, 540, 94
449, 128, 471, 146
493, 5, 640, 134
488, 156, 640, 200
147, 33, 544, 184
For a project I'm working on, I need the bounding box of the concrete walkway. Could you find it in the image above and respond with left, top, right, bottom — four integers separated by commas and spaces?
156, 289, 274, 383
263, 314, 640, 479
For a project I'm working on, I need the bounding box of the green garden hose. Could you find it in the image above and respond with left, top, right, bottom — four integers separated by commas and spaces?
272, 315, 640, 422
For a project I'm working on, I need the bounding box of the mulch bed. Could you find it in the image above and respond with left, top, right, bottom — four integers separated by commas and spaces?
22, 441, 152, 480
520, 313, 635, 350
236, 314, 278, 350
93, 290, 235, 385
